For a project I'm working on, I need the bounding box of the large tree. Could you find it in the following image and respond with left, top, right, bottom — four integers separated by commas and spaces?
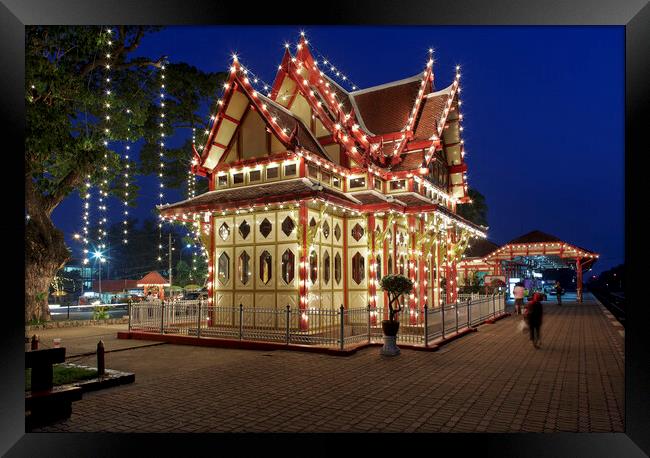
26, 26, 223, 321
456, 188, 489, 227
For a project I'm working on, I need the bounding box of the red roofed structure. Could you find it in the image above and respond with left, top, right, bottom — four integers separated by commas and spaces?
137, 271, 170, 300
158, 35, 485, 331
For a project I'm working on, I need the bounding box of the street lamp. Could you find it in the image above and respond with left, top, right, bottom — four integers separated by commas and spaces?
93, 251, 106, 303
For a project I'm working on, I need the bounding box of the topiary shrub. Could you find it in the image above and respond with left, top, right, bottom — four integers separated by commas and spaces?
379, 274, 414, 322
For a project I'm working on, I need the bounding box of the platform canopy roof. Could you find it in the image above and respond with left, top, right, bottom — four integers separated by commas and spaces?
482, 230, 599, 270
137, 271, 170, 287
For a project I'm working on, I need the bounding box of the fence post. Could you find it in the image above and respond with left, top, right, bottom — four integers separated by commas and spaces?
197, 300, 202, 338
455, 302, 459, 334
339, 305, 345, 351
467, 298, 471, 328
424, 303, 429, 347
239, 303, 244, 341
128, 301, 131, 332
493, 293, 496, 317
286, 305, 290, 345
367, 305, 371, 344
441, 302, 445, 339
160, 301, 165, 334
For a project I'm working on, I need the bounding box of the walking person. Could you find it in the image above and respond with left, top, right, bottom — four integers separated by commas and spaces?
524, 292, 544, 349
513, 282, 525, 316
554, 280, 563, 306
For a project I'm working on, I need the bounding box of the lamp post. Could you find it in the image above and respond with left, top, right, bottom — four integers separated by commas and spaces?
93, 251, 105, 304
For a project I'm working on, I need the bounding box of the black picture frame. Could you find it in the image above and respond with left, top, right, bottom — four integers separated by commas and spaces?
2, 0, 648, 456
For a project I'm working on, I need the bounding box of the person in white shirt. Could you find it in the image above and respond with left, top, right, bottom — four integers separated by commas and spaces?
513, 282, 525, 316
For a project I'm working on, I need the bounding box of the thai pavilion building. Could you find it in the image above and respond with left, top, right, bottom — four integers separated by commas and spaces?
158, 36, 487, 330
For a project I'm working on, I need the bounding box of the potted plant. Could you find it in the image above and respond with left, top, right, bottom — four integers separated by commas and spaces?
379, 274, 414, 356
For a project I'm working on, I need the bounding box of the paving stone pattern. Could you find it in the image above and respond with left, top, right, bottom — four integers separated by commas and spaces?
34, 296, 624, 433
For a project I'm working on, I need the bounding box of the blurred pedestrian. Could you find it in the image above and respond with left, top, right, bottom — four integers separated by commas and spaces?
554, 281, 563, 306
513, 282, 525, 316
524, 292, 544, 349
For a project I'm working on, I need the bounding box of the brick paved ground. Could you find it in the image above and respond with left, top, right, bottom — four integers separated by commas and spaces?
33, 294, 624, 433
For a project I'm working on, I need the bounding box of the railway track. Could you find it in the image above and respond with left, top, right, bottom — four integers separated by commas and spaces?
589, 288, 625, 328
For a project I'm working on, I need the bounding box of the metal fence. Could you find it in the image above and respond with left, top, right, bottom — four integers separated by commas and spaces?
129, 294, 506, 350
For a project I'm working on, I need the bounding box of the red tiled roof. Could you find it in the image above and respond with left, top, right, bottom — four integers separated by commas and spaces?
159, 179, 359, 214
413, 91, 451, 141
391, 151, 425, 172
137, 271, 169, 285
351, 75, 424, 135
323, 74, 353, 113
506, 230, 596, 254
348, 192, 386, 205
260, 95, 329, 160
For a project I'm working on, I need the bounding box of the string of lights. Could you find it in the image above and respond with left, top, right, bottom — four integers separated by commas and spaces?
157, 60, 168, 263
97, 27, 113, 253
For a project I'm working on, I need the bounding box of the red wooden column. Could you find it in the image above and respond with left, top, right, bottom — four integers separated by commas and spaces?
576, 257, 583, 303
418, 216, 427, 323
298, 201, 309, 330
434, 239, 441, 307
382, 215, 390, 316
368, 214, 378, 325
408, 215, 418, 325
445, 228, 453, 305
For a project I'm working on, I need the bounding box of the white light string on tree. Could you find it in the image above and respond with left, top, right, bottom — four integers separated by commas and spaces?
122, 108, 132, 244
157, 60, 168, 263
97, 26, 114, 252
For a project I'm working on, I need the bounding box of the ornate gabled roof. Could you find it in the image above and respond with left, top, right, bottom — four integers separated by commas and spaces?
137, 271, 170, 286
349, 74, 426, 136
413, 85, 453, 141
506, 230, 563, 245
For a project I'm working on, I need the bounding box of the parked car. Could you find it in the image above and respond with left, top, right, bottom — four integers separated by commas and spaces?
183, 291, 208, 301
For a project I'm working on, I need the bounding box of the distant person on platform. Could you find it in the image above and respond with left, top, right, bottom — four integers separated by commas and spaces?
513, 282, 525, 316
554, 281, 563, 306
524, 292, 544, 349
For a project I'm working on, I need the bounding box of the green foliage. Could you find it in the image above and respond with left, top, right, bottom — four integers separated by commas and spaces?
92, 305, 109, 320
379, 274, 414, 322
26, 365, 98, 391
456, 188, 489, 227
26, 25, 225, 223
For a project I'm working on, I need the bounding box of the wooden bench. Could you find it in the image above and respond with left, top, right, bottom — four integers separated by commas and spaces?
25, 348, 82, 429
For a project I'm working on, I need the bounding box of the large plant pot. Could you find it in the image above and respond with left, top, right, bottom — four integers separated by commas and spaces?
381, 320, 400, 356
381, 320, 400, 336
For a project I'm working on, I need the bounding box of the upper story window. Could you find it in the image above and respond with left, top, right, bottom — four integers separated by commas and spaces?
249, 170, 261, 182
374, 178, 383, 191
332, 175, 342, 189
284, 163, 297, 177
217, 174, 228, 188
320, 170, 332, 185
349, 176, 366, 189
390, 180, 406, 191
308, 164, 318, 179
232, 172, 244, 185
266, 166, 279, 180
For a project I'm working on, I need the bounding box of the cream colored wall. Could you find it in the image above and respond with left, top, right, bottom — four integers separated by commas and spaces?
289, 94, 312, 129
346, 215, 368, 310
211, 209, 301, 326
240, 109, 267, 159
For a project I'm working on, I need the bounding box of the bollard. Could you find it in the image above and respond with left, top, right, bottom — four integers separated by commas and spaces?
455, 302, 459, 334
239, 304, 244, 340
97, 340, 105, 376
160, 301, 165, 334
197, 300, 202, 338
339, 305, 345, 351
441, 303, 445, 339
31, 334, 39, 351
286, 305, 291, 345
424, 304, 429, 347
67, 303, 70, 320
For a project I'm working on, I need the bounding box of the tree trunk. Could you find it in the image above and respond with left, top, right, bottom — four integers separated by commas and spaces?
25, 196, 71, 323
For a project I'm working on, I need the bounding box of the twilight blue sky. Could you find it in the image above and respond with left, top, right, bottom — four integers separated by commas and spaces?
52, 26, 624, 275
